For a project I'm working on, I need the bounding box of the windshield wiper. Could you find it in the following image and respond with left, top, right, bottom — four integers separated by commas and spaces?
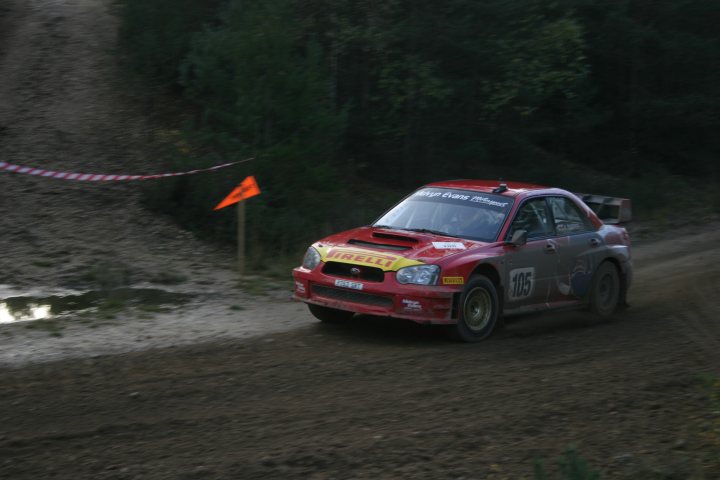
402, 228, 460, 238
373, 225, 460, 238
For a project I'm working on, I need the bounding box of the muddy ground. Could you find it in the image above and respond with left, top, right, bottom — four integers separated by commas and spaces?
1, 1, 720, 479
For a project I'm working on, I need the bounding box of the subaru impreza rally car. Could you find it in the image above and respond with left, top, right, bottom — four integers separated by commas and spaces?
292, 180, 632, 341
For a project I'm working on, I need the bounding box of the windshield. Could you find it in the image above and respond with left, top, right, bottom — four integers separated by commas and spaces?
373, 187, 514, 242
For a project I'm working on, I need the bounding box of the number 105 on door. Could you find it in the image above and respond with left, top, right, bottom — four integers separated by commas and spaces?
509, 267, 535, 301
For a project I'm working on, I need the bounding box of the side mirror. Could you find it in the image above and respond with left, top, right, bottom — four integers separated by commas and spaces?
507, 229, 527, 247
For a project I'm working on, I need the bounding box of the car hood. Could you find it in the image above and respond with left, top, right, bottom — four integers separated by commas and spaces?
314, 226, 492, 270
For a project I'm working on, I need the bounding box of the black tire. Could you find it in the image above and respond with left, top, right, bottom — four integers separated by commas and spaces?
308, 304, 354, 323
448, 275, 499, 342
590, 261, 620, 317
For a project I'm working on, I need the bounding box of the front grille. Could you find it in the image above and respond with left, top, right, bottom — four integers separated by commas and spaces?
322, 262, 385, 282
312, 285, 394, 308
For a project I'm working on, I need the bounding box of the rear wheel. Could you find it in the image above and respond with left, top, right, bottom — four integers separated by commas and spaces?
449, 275, 499, 342
308, 304, 354, 323
590, 261, 620, 317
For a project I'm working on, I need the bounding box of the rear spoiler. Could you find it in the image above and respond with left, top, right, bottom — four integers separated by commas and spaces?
577, 194, 632, 224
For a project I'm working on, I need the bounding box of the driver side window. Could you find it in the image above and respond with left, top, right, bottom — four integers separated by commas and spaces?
507, 198, 553, 240
547, 196, 594, 234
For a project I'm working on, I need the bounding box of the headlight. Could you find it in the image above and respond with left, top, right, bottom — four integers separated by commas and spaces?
396, 265, 440, 285
302, 247, 321, 270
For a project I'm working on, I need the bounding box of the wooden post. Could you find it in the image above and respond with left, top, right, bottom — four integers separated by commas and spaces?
237, 200, 246, 276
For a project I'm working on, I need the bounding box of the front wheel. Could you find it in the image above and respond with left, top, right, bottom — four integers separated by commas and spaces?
449, 275, 499, 342
308, 304, 354, 323
589, 261, 620, 317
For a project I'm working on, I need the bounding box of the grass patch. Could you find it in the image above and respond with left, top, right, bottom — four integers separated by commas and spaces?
47, 249, 72, 258
136, 303, 173, 314
534, 448, 601, 480
98, 297, 128, 313
249, 253, 303, 280
31, 259, 55, 268
92, 296, 131, 321
150, 271, 188, 285
237, 277, 293, 295
237, 279, 270, 296
78, 262, 134, 290
698, 374, 720, 470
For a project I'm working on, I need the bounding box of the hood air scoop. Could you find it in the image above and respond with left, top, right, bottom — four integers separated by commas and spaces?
371, 231, 419, 243
348, 239, 411, 251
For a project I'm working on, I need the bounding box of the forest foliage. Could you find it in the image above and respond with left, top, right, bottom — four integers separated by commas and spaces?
118, 0, 720, 261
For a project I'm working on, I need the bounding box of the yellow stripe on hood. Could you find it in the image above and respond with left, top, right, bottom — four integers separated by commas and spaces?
317, 246, 424, 272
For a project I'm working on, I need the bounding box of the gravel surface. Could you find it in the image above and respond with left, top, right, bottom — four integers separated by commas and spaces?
1, 1, 719, 479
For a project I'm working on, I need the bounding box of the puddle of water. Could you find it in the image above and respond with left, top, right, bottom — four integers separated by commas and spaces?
0, 302, 52, 323
0, 287, 192, 324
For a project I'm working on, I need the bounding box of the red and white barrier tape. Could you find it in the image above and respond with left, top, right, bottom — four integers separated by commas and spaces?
0, 157, 253, 181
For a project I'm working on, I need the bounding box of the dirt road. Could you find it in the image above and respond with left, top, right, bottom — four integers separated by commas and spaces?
1, 227, 719, 479
1, 1, 719, 479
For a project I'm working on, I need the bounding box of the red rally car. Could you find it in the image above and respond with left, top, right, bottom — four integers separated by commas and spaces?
292, 180, 633, 341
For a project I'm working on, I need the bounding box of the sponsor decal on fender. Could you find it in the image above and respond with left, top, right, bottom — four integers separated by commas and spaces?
442, 276, 465, 285
317, 246, 424, 272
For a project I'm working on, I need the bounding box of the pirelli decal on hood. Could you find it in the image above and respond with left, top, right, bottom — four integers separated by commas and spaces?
318, 246, 424, 272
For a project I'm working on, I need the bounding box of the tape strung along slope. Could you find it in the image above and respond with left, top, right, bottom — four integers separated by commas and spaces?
0, 158, 253, 181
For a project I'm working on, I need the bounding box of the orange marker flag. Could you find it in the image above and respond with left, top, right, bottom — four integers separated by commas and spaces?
213, 175, 261, 210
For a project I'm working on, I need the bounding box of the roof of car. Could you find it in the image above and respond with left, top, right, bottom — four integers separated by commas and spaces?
424, 179, 548, 197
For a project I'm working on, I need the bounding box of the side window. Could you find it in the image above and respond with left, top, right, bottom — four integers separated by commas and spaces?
548, 196, 594, 234
507, 198, 553, 240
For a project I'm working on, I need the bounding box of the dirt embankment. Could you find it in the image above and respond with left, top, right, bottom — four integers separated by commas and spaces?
0, 0, 310, 366
1, 0, 720, 479
0, 0, 234, 290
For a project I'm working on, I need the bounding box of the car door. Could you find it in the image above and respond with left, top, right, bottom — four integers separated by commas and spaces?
546, 196, 603, 301
503, 197, 557, 310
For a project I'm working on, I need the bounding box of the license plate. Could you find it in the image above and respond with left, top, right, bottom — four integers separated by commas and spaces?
334, 279, 364, 290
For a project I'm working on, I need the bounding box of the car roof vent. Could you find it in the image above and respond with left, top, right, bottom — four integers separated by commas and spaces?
492, 183, 508, 194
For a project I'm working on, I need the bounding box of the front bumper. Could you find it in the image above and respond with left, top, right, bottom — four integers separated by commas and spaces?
292, 266, 460, 324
